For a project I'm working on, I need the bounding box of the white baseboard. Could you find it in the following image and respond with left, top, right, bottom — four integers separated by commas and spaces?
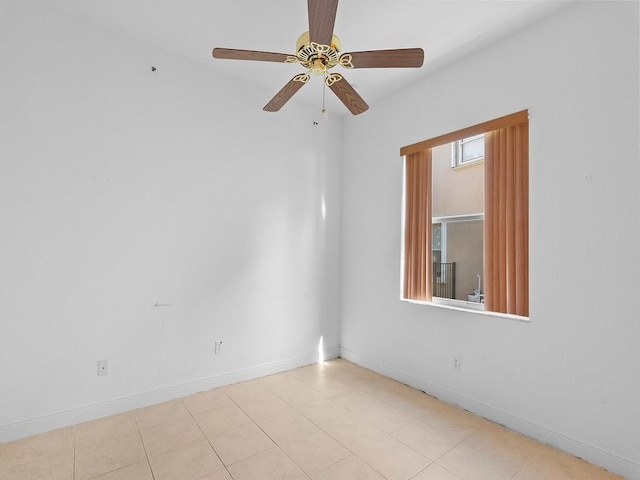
0, 347, 340, 444
340, 346, 639, 480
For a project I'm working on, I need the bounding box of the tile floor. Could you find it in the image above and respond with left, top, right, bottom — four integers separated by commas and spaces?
0, 359, 623, 480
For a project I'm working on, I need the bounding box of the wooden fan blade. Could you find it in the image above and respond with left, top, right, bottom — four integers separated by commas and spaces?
345, 48, 424, 68
263, 77, 307, 112
212, 48, 290, 63
329, 76, 368, 115
308, 0, 339, 45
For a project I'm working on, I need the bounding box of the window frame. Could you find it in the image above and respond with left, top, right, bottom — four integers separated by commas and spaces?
400, 110, 529, 319
451, 134, 485, 168
431, 213, 485, 308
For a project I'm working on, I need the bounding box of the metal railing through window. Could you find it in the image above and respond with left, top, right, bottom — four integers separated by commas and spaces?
433, 262, 455, 299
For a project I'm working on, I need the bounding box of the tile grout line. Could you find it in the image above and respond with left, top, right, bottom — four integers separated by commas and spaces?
316, 369, 480, 479
258, 370, 416, 480
304, 378, 439, 476
221, 387, 314, 479
132, 409, 157, 480
257, 372, 379, 477
287, 368, 429, 478
75, 414, 147, 480
181, 396, 235, 480
72, 424, 77, 480
507, 445, 543, 480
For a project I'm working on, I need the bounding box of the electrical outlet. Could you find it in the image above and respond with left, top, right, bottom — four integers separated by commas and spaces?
215, 341, 223, 354
453, 357, 461, 371
97, 359, 108, 376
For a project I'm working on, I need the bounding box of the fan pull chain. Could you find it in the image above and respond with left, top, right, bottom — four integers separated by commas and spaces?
322, 72, 327, 113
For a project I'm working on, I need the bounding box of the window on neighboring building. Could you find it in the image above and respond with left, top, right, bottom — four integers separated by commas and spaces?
451, 134, 485, 168
400, 111, 529, 318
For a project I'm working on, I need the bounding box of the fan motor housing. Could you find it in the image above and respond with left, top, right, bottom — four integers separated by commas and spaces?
295, 31, 342, 72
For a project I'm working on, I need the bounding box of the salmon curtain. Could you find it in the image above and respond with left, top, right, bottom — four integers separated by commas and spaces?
403, 150, 432, 301
484, 121, 529, 316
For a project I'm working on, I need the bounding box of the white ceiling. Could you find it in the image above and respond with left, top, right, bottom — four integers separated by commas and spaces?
44, 0, 572, 115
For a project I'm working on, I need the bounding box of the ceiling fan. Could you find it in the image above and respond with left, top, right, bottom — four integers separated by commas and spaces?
212, 0, 424, 115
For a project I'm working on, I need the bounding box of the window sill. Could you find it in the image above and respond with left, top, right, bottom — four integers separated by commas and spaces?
401, 297, 530, 322
433, 297, 486, 311
452, 158, 485, 170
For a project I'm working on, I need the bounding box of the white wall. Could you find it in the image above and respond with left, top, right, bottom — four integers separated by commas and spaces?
340, 2, 639, 478
0, 0, 342, 439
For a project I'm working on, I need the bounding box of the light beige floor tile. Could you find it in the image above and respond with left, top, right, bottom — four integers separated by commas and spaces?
420, 402, 488, 429
333, 390, 385, 413
361, 379, 446, 419
334, 360, 383, 380
225, 382, 296, 422
259, 370, 302, 390
226, 447, 307, 480
134, 399, 191, 430
318, 412, 387, 452
357, 402, 415, 434
89, 460, 153, 480
436, 424, 539, 480
223, 380, 265, 399
258, 409, 316, 438
323, 369, 374, 387
269, 423, 350, 474
302, 375, 355, 398
258, 409, 350, 472
140, 417, 206, 458
207, 422, 275, 466
392, 395, 448, 420
0, 427, 74, 468
356, 435, 431, 480
292, 363, 357, 397
311, 454, 386, 480
148, 440, 224, 480
75, 413, 138, 445
196, 469, 234, 480
261, 374, 327, 408
332, 370, 382, 387
0, 431, 74, 480
289, 363, 328, 382
392, 405, 484, 460
75, 432, 146, 480
183, 388, 234, 415
294, 397, 351, 425
194, 404, 254, 438
410, 463, 462, 480
359, 376, 418, 400
0, 458, 74, 480
513, 445, 616, 480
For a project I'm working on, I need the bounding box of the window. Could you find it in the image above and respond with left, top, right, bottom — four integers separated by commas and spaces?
451, 134, 485, 168
400, 111, 529, 318
434, 133, 485, 306
432, 214, 484, 305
